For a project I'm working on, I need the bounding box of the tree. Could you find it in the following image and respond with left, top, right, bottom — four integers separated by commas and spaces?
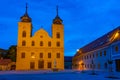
6, 45, 17, 62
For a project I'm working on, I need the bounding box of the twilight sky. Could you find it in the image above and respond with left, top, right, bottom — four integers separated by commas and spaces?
0, 0, 120, 56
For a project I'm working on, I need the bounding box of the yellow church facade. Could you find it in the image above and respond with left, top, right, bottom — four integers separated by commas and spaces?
16, 5, 64, 70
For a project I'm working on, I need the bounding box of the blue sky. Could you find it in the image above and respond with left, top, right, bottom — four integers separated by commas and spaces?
0, 0, 120, 56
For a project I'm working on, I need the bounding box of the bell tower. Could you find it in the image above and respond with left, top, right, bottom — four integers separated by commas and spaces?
17, 3, 32, 47
52, 6, 64, 70
16, 4, 32, 70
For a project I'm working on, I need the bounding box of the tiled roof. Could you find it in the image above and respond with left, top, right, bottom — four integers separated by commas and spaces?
74, 26, 120, 57
0, 59, 12, 65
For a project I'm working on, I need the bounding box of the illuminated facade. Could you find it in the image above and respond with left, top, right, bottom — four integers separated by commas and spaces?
16, 5, 64, 70
72, 27, 120, 72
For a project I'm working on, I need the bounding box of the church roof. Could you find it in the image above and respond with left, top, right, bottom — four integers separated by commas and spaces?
74, 26, 120, 57
53, 6, 63, 24
0, 59, 12, 65
20, 3, 31, 22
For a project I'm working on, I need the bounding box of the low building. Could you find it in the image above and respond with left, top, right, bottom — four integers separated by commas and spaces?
64, 56, 72, 69
0, 59, 15, 70
72, 26, 120, 72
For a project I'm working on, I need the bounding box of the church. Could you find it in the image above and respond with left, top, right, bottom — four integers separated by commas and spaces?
16, 5, 64, 70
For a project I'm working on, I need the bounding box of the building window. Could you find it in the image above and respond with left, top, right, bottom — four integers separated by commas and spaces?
56, 41, 60, 47
96, 53, 98, 57
30, 62, 35, 69
48, 41, 51, 47
87, 55, 88, 59
31, 41, 35, 46
98, 63, 100, 69
104, 51, 106, 56
115, 46, 119, 52
22, 31, 26, 37
22, 40, 26, 46
21, 52, 25, 58
89, 54, 91, 59
40, 41, 43, 46
56, 32, 60, 38
100, 51, 102, 56
104, 63, 107, 69
38, 60, 44, 69
87, 64, 89, 68
57, 53, 60, 58
47, 62, 52, 68
93, 54, 94, 58
31, 52, 35, 58
84, 56, 86, 60
40, 53, 43, 58
48, 53, 51, 58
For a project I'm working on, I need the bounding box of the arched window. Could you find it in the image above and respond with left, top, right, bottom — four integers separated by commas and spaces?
56, 32, 60, 38
22, 31, 26, 37
31, 41, 35, 46
22, 40, 26, 46
56, 41, 60, 47
40, 41, 43, 46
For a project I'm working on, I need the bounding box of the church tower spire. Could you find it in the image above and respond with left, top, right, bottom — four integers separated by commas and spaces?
25, 3, 28, 15
53, 5, 62, 24
56, 5, 58, 17
20, 3, 32, 22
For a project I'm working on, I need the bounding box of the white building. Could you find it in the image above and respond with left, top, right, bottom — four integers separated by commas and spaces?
72, 26, 120, 72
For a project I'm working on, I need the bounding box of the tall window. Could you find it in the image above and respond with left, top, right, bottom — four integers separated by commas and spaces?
30, 62, 35, 69
40, 41, 43, 46
22, 31, 26, 37
115, 46, 119, 52
104, 51, 106, 56
48, 41, 51, 47
56, 32, 60, 38
39, 53, 43, 58
56, 41, 60, 47
100, 51, 102, 56
96, 53, 98, 57
22, 40, 26, 46
93, 54, 94, 58
98, 63, 100, 69
47, 62, 52, 68
89, 54, 91, 59
21, 52, 25, 58
57, 53, 60, 58
31, 41, 35, 46
38, 60, 44, 69
48, 53, 51, 58
104, 63, 107, 69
